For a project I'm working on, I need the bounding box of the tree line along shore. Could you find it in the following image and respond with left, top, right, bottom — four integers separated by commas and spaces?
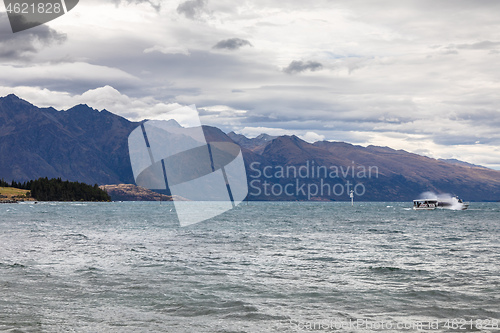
0, 178, 111, 202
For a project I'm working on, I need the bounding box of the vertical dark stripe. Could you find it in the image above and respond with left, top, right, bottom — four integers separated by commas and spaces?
141, 123, 155, 164
141, 123, 151, 148
221, 167, 235, 207
161, 159, 169, 193
206, 143, 215, 172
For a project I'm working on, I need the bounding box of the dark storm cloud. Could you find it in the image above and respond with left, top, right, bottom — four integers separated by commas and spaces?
0, 13, 66, 59
177, 0, 207, 19
213, 38, 252, 50
283, 60, 323, 74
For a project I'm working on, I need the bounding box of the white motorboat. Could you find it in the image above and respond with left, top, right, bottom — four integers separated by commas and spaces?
413, 196, 469, 210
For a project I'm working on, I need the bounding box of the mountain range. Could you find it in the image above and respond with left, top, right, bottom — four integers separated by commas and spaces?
1, 94, 499, 201
228, 132, 277, 154
0, 94, 137, 185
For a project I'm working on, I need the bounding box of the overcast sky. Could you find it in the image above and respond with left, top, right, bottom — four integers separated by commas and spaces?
1, 0, 500, 169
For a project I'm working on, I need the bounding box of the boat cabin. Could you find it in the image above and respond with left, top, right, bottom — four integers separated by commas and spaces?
413, 199, 438, 210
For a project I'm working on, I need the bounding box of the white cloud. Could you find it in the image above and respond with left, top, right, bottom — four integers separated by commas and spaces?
74, 86, 185, 121
144, 45, 190, 55
299, 132, 325, 143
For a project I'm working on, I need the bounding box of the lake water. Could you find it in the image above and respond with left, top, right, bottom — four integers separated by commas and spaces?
0, 202, 499, 332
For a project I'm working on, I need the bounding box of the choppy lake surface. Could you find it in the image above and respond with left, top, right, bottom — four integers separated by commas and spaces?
0, 202, 499, 332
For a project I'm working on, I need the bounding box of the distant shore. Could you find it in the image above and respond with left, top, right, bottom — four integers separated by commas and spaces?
0, 187, 35, 203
